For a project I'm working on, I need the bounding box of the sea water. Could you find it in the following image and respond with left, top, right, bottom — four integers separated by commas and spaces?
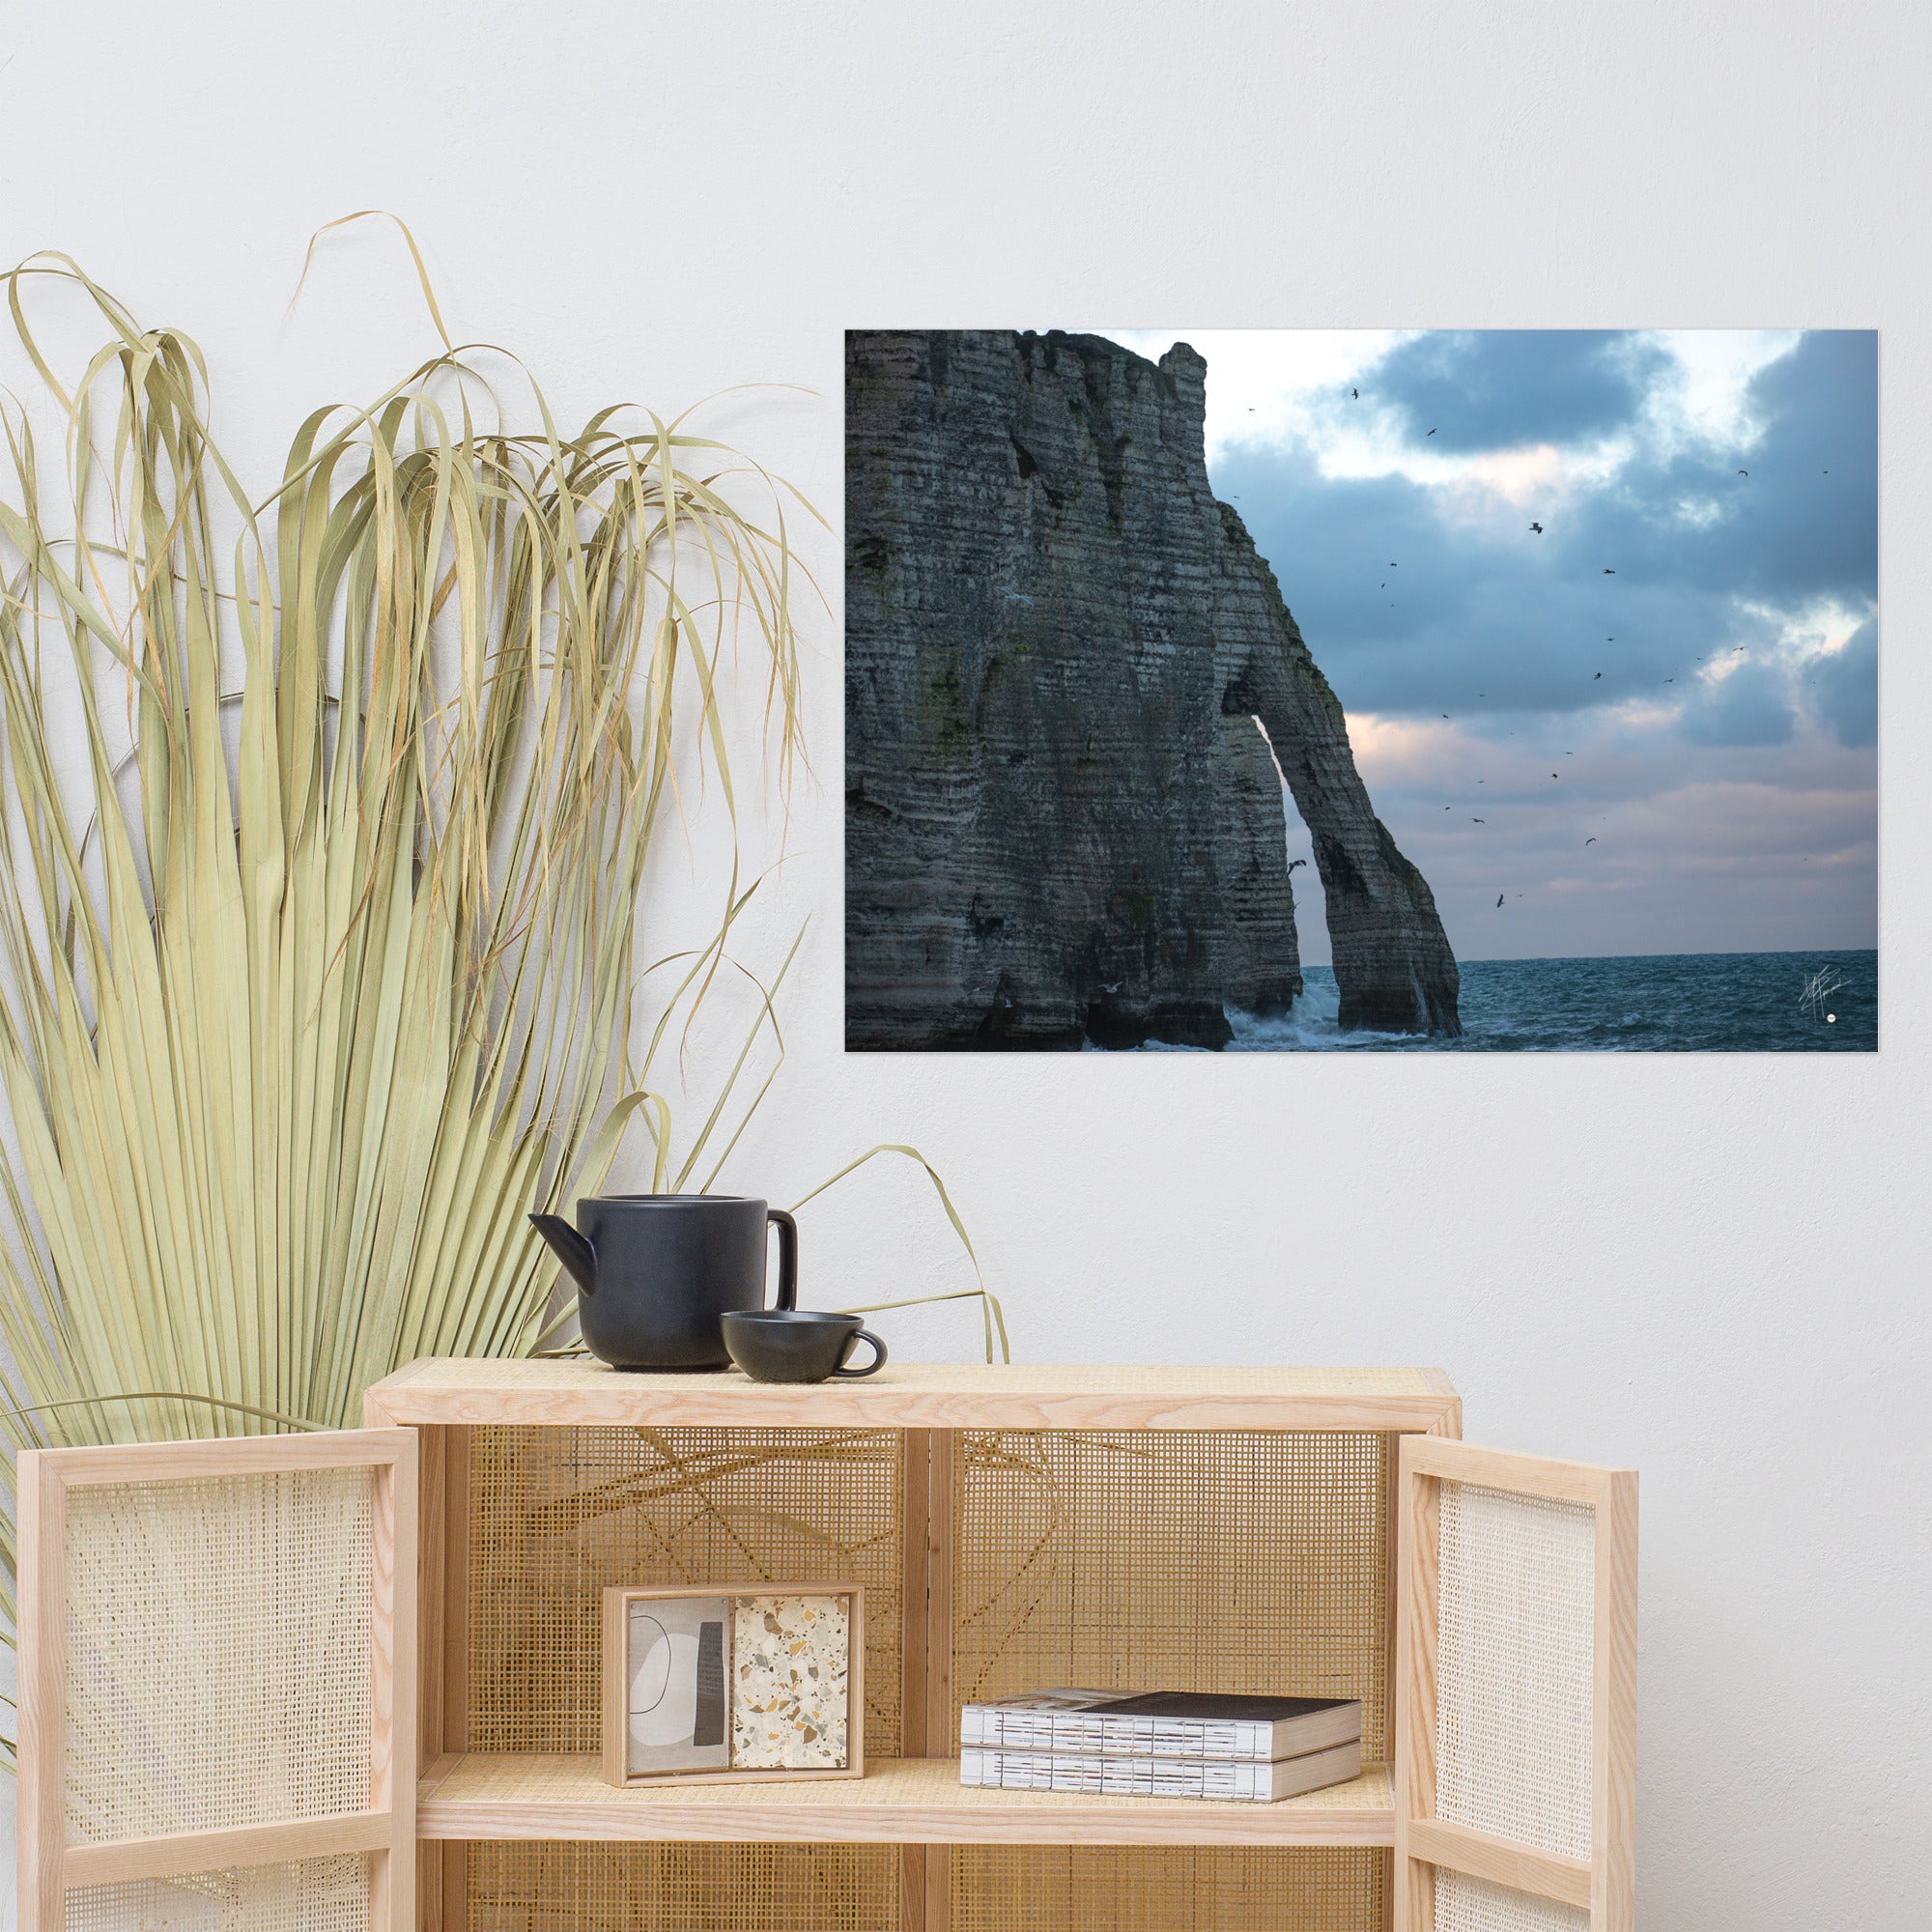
1133, 949, 1878, 1052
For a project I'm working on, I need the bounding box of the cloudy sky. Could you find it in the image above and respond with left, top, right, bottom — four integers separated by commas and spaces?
1107, 329, 1877, 967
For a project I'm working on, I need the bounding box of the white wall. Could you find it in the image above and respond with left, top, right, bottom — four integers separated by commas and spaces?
4, 2, 1927, 1925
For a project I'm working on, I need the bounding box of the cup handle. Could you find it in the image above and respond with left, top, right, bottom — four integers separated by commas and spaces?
767, 1208, 798, 1311
832, 1328, 888, 1378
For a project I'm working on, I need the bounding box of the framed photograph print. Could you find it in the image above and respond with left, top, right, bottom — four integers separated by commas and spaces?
601, 1583, 866, 1787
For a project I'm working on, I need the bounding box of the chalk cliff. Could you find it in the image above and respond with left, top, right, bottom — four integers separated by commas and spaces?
845, 329, 1460, 1049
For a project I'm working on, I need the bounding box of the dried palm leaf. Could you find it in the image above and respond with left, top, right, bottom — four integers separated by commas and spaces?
0, 242, 1000, 1769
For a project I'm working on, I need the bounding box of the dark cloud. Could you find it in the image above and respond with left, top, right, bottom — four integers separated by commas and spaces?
1809, 617, 1877, 748
1217, 330, 1877, 728
1360, 329, 1671, 453
1579, 329, 1877, 611
1219, 440, 1746, 722
1681, 661, 1795, 748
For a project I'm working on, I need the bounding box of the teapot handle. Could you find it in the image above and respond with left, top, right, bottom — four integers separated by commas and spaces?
767, 1208, 798, 1311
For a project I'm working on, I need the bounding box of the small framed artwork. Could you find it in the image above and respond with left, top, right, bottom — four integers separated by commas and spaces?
601, 1583, 865, 1787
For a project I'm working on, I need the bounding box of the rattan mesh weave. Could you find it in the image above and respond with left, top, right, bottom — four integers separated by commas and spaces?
953, 1431, 1392, 1758
63, 1470, 375, 1841
1434, 1870, 1590, 1932
952, 1847, 1387, 1932
63, 1856, 370, 1932
466, 1841, 898, 1932
1435, 1480, 1595, 1861
469, 1426, 902, 1756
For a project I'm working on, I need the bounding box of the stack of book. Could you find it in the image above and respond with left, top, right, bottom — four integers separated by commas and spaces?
958, 1689, 1362, 1804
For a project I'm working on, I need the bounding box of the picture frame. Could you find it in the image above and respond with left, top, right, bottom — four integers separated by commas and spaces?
601, 1582, 866, 1788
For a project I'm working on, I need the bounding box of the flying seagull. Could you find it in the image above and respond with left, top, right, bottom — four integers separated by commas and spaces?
1496, 894, 1505, 908
1287, 858, 1307, 875
1428, 427, 1437, 436
1604, 568, 1616, 574
1351, 387, 1359, 400
1738, 469, 1748, 476
1585, 837, 1598, 845
1472, 817, 1486, 823
1594, 670, 1603, 679
1529, 522, 1544, 534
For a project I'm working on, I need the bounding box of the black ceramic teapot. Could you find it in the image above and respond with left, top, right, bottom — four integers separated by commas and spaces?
529, 1194, 797, 1371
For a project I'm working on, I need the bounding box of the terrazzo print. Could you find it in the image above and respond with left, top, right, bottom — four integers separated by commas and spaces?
730, 1594, 851, 1769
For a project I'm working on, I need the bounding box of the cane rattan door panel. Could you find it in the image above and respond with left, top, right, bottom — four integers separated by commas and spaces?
16, 1431, 416, 1932
1394, 1440, 1636, 1932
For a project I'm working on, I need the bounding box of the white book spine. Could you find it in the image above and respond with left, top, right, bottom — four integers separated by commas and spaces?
959, 1747, 1279, 1802
958, 1708, 1278, 1761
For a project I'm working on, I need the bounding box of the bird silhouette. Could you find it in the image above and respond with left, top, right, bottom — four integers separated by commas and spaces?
1604, 568, 1616, 575
1428, 427, 1437, 436
1529, 522, 1544, 534
1738, 469, 1748, 477
1351, 387, 1359, 400
1287, 858, 1307, 875
1594, 671, 1603, 679
1585, 838, 1597, 845
1473, 817, 1486, 823
1552, 773, 1559, 779
1442, 714, 1449, 720
1495, 894, 1505, 908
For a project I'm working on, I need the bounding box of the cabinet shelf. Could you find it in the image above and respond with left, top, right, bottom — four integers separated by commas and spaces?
367, 1356, 1463, 1434
415, 1752, 1396, 1848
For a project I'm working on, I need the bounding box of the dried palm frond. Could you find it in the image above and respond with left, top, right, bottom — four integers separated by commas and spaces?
0, 245, 1007, 1771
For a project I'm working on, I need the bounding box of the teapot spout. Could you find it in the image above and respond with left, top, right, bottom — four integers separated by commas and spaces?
529, 1212, 598, 1295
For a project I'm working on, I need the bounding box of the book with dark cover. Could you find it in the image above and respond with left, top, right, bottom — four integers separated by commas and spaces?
958, 1688, 1361, 1762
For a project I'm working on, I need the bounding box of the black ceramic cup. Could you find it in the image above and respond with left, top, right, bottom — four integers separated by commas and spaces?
720, 1310, 888, 1384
